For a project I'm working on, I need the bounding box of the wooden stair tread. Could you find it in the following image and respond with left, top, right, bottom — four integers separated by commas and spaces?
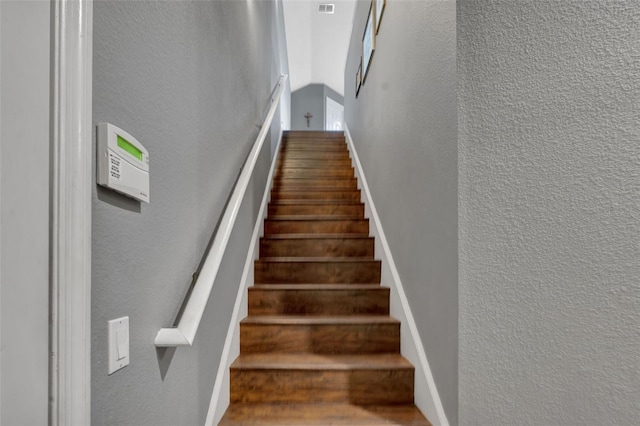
267, 215, 364, 220
284, 133, 345, 136
269, 200, 362, 205
249, 284, 383, 290
280, 149, 348, 152
273, 171, 353, 175
275, 170, 352, 177
273, 177, 356, 181
282, 142, 346, 144
272, 187, 357, 192
273, 175, 354, 180
272, 185, 357, 190
271, 190, 360, 194
231, 353, 412, 370
283, 138, 345, 142
282, 145, 346, 147
277, 168, 353, 171
253, 282, 383, 286
241, 315, 398, 325
273, 179, 356, 183
273, 177, 355, 180
282, 141, 346, 144
276, 165, 351, 169
264, 218, 369, 234
283, 138, 346, 142
278, 155, 352, 160
255, 259, 381, 284
276, 161, 353, 166
219, 404, 431, 426
257, 257, 378, 262
282, 145, 345, 147
262, 233, 371, 240
283, 136, 345, 140
260, 237, 374, 258
281, 141, 347, 144
270, 195, 361, 202
248, 285, 388, 315
264, 221, 367, 228
240, 319, 398, 354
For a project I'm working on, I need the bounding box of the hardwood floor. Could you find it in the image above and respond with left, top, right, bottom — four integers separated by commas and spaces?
219, 131, 431, 425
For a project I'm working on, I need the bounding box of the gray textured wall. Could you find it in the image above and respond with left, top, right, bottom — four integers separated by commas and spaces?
324, 85, 344, 109
0, 1, 50, 424
459, 1, 640, 424
291, 83, 343, 131
344, 1, 457, 424
291, 84, 325, 130
92, 1, 289, 424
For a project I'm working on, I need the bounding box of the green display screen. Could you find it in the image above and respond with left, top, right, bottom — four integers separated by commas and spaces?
117, 135, 143, 161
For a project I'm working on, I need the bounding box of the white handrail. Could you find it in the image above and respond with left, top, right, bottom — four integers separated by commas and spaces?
155, 75, 288, 347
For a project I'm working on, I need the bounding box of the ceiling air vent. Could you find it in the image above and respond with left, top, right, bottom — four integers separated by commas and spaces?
318, 3, 335, 14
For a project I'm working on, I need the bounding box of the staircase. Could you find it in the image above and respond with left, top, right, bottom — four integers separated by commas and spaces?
219, 131, 431, 425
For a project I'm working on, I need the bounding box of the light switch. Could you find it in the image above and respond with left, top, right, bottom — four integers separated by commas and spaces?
108, 316, 130, 375
116, 329, 128, 360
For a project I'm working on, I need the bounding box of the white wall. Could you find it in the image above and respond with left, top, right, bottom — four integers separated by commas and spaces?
309, 0, 356, 95
344, 1, 457, 423
458, 1, 640, 424
92, 1, 289, 424
0, 1, 50, 424
283, 0, 312, 92
284, 0, 356, 95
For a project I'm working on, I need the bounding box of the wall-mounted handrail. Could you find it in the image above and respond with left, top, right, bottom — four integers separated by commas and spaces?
155, 75, 288, 347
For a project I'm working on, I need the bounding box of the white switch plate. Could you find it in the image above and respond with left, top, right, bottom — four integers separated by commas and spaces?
108, 316, 129, 375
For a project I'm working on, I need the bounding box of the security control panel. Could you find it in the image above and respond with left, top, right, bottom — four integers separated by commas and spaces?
97, 123, 150, 203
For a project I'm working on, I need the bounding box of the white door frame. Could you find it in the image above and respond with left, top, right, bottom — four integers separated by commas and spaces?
325, 96, 344, 131
49, 0, 93, 424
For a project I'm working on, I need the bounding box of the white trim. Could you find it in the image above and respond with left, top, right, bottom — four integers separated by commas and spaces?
0, 4, 3, 421
204, 128, 284, 426
49, 1, 93, 425
344, 125, 450, 426
155, 75, 288, 348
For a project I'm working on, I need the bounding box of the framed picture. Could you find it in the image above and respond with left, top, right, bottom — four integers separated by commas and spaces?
356, 57, 363, 97
362, 2, 375, 83
375, 0, 386, 34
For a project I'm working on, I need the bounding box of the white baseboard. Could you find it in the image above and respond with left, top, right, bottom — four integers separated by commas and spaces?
344, 125, 450, 426
204, 129, 284, 426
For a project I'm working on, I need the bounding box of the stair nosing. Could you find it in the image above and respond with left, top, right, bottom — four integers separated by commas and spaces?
276, 160, 352, 162
219, 403, 429, 426
256, 257, 379, 262
282, 142, 347, 145
273, 176, 355, 180
269, 199, 361, 204
253, 282, 384, 286
273, 177, 356, 181
230, 353, 412, 371
272, 187, 357, 192
248, 284, 387, 290
269, 200, 363, 205
241, 315, 397, 323
262, 234, 370, 239
271, 194, 360, 198
266, 215, 366, 221
261, 234, 373, 240
270, 189, 360, 192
